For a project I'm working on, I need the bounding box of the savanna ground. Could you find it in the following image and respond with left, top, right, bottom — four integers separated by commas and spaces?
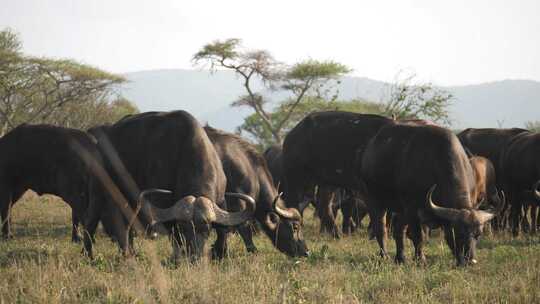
1, 193, 539, 304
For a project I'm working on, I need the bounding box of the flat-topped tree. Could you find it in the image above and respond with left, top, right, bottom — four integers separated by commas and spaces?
193, 38, 350, 145
238, 97, 384, 148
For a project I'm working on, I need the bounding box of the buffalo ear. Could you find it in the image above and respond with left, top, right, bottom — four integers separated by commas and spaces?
265, 212, 279, 230
473, 210, 496, 225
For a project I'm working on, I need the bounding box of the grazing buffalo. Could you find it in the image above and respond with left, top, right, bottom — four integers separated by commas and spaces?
458, 128, 529, 180
0, 124, 103, 242
360, 123, 496, 266
264, 143, 362, 238
500, 132, 540, 235
458, 128, 533, 234
204, 126, 308, 257
88, 110, 253, 260
282, 111, 393, 211
469, 156, 505, 211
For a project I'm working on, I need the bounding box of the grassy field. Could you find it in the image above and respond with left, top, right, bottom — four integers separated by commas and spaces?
1, 193, 539, 303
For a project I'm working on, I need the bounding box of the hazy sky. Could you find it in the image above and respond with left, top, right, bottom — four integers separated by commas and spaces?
1, 0, 539, 85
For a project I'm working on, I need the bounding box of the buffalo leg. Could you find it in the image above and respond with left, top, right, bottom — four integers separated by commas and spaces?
317, 186, 340, 239
237, 222, 257, 253
354, 204, 368, 229
500, 201, 510, 231
170, 225, 185, 263
227, 194, 257, 253
408, 220, 426, 263
453, 228, 468, 266
494, 198, 510, 232
211, 227, 229, 260
71, 209, 81, 243
531, 204, 538, 234
370, 208, 388, 258
521, 204, 530, 234
81, 215, 99, 259
537, 206, 540, 231
102, 204, 132, 257
510, 203, 522, 237
0, 203, 12, 240
392, 213, 407, 264
0, 190, 13, 240
80, 197, 102, 258
443, 226, 456, 256
341, 198, 354, 235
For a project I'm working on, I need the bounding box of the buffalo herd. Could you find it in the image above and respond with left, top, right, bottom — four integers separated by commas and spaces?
1, 110, 539, 266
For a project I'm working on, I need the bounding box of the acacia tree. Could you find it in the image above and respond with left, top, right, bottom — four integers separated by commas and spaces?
193, 39, 350, 144
238, 97, 384, 147
383, 72, 454, 125
0, 28, 126, 134
48, 96, 139, 130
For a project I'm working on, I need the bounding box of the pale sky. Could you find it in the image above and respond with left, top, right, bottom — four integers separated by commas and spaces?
1, 0, 539, 85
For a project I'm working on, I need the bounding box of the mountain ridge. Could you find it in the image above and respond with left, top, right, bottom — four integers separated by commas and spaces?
119, 69, 540, 132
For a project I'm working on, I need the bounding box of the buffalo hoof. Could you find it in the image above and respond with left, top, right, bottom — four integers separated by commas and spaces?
394, 255, 406, 264
72, 236, 81, 243
2, 234, 13, 241
80, 248, 94, 260
378, 250, 390, 259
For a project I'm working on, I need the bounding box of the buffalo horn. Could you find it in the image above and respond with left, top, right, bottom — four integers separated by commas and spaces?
139, 189, 195, 223
425, 184, 464, 223
212, 196, 254, 226
472, 209, 496, 225
225, 192, 256, 206
273, 193, 302, 221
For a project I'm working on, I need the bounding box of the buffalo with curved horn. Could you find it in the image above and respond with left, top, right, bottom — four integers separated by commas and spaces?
140, 190, 254, 227
457, 127, 536, 235
361, 122, 496, 266
86, 110, 254, 260
282, 112, 392, 218
204, 126, 309, 258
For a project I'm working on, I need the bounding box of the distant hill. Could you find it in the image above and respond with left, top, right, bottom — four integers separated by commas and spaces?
120, 69, 540, 132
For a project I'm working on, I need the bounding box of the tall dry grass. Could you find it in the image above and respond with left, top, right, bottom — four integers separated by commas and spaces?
0, 194, 539, 303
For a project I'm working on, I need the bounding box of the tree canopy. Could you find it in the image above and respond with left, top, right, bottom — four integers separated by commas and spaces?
237, 97, 383, 148
382, 73, 453, 125
0, 28, 134, 134
194, 39, 351, 144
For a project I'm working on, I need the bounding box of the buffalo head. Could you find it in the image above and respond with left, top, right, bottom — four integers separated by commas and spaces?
263, 193, 309, 257
423, 185, 496, 266
139, 189, 254, 259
